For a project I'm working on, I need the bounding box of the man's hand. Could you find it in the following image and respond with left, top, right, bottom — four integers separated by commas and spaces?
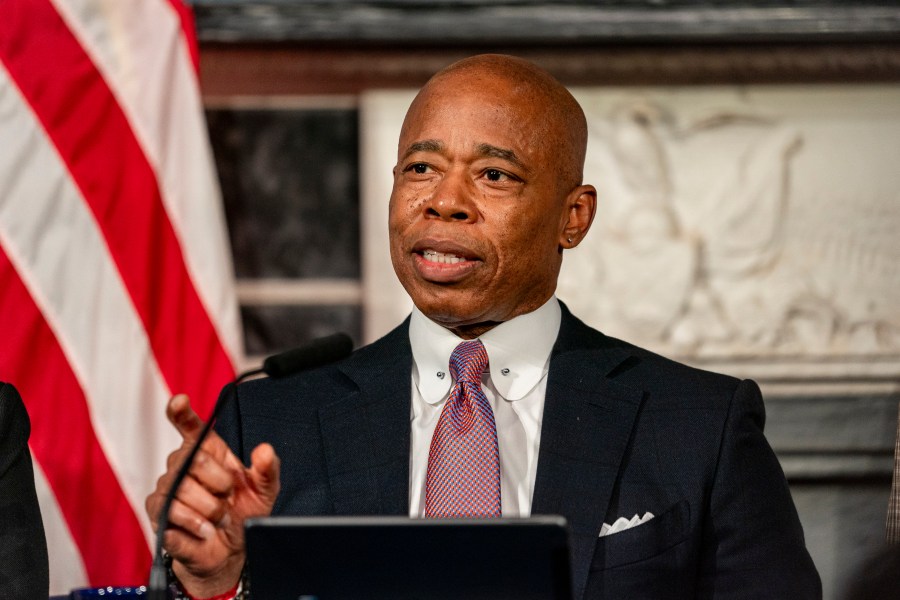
145, 394, 281, 597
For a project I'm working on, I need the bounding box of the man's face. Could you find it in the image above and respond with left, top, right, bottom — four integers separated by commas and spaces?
388, 74, 577, 335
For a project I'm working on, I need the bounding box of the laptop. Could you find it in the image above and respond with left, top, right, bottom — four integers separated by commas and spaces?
245, 515, 572, 600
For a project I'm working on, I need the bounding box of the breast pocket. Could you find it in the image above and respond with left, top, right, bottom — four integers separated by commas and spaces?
590, 499, 691, 570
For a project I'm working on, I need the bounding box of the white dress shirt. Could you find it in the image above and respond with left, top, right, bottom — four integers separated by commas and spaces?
408, 297, 562, 517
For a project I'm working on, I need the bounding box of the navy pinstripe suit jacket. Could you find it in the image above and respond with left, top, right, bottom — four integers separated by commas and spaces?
217, 304, 821, 599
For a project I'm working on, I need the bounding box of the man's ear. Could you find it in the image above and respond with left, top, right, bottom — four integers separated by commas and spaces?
559, 185, 597, 249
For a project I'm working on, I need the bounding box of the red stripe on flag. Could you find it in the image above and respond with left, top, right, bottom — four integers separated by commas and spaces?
0, 247, 151, 586
0, 0, 235, 418
165, 0, 201, 74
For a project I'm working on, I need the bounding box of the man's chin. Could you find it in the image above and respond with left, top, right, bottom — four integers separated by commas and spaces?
413, 297, 478, 324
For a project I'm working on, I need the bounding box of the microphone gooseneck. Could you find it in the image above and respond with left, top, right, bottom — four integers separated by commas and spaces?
148, 333, 353, 600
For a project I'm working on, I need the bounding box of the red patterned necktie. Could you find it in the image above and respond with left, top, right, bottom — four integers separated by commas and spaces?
424, 339, 501, 518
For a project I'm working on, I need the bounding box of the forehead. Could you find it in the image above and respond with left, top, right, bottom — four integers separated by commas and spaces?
399, 74, 554, 159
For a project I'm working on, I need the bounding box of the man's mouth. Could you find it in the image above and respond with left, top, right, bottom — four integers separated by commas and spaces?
421, 250, 466, 265
410, 241, 481, 283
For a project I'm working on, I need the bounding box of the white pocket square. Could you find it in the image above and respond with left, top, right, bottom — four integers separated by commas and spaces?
598, 512, 655, 537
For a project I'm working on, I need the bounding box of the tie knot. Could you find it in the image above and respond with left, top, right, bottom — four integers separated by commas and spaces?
449, 340, 488, 384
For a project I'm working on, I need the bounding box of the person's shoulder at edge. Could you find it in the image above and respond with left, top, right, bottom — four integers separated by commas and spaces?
0, 381, 31, 464
0, 381, 51, 600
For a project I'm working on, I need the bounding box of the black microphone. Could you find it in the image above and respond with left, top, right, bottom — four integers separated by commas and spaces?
148, 332, 353, 599
263, 332, 354, 377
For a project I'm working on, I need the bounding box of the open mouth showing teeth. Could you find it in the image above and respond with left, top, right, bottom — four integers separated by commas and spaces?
422, 250, 466, 264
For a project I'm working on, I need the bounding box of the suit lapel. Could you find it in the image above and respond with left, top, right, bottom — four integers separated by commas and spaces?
532, 307, 645, 600
318, 321, 412, 516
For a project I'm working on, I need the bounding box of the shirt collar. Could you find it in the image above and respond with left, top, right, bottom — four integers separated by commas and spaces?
409, 296, 561, 404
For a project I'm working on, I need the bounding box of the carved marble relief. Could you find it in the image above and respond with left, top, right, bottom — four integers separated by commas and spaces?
558, 87, 900, 363
361, 86, 900, 379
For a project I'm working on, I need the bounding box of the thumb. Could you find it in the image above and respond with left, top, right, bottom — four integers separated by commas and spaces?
246, 443, 281, 505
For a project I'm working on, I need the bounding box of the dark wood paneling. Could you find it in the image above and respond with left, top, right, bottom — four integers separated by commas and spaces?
199, 43, 900, 97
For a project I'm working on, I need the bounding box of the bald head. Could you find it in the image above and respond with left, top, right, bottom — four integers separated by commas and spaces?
403, 54, 589, 190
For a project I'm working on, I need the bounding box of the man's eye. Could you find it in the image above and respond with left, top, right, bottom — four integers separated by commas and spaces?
485, 169, 509, 182
410, 163, 429, 174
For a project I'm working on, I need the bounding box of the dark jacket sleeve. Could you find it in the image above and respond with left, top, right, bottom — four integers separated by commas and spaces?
697, 379, 821, 598
0, 382, 49, 600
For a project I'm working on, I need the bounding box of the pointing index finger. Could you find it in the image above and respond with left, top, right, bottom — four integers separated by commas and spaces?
166, 394, 205, 443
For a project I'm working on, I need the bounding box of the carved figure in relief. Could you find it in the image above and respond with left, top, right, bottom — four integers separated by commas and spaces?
567, 98, 805, 354
600, 101, 698, 342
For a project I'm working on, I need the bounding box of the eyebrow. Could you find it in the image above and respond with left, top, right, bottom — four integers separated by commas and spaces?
401, 140, 443, 161
401, 139, 528, 172
475, 143, 527, 172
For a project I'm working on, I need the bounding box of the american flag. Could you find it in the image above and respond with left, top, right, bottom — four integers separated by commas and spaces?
0, 0, 242, 593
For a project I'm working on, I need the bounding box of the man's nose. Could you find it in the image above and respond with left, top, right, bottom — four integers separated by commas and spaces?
424, 171, 477, 222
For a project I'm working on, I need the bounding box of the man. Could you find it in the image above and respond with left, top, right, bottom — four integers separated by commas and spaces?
146, 55, 821, 599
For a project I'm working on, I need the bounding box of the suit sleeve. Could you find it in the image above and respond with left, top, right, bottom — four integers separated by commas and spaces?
0, 382, 49, 600
697, 379, 821, 599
